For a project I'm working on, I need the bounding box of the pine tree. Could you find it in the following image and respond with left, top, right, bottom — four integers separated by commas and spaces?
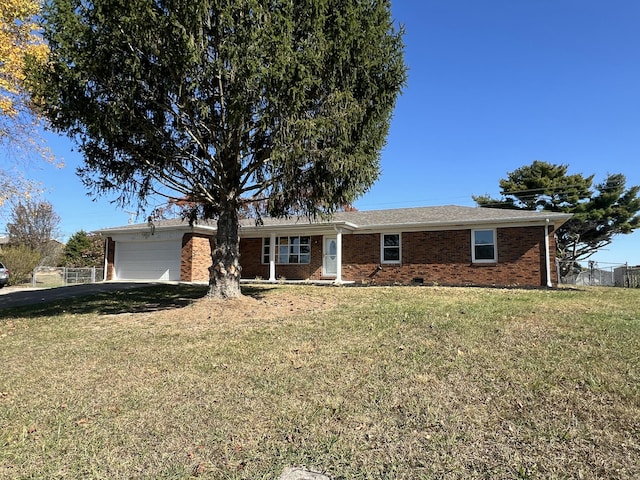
30, 0, 407, 298
474, 161, 640, 274
63, 230, 104, 267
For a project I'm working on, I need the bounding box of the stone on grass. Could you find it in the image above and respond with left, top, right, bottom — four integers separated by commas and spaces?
279, 466, 331, 480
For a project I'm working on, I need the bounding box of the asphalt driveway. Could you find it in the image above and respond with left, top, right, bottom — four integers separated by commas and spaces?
0, 282, 161, 310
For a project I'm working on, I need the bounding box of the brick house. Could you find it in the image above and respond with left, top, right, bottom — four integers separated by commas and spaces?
96, 205, 572, 287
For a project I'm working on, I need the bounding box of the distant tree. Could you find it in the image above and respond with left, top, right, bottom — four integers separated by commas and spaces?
340, 204, 359, 212
0, 0, 48, 120
474, 160, 640, 274
30, 0, 407, 298
6, 199, 61, 264
0, 0, 58, 215
63, 230, 104, 267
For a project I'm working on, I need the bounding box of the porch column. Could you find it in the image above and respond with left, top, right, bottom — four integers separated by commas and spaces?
335, 228, 343, 284
269, 232, 276, 282
544, 219, 552, 287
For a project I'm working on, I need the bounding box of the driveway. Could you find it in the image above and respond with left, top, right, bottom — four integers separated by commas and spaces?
0, 282, 160, 310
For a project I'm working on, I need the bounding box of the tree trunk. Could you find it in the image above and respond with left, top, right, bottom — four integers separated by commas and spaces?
208, 205, 242, 298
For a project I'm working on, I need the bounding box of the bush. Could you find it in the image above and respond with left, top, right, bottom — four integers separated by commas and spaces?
62, 231, 104, 267
0, 246, 41, 285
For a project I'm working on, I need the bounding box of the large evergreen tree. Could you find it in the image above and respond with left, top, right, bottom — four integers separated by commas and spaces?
30, 0, 406, 298
474, 161, 640, 274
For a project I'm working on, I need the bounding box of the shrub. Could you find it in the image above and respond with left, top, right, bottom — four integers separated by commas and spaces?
0, 245, 41, 285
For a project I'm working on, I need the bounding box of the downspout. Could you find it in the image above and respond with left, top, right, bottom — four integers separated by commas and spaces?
545, 219, 552, 287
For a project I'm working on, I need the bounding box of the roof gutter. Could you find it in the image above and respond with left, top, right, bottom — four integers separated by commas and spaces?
94, 222, 216, 236
353, 214, 572, 233
239, 220, 358, 235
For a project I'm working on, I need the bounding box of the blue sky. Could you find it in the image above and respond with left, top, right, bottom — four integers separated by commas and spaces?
6, 0, 640, 267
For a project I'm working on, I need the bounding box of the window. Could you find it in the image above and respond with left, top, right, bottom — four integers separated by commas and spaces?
263, 236, 311, 264
262, 237, 271, 264
472, 229, 496, 262
381, 233, 401, 264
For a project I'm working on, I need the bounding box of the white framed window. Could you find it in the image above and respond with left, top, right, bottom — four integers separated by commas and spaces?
263, 236, 311, 264
381, 233, 401, 264
472, 229, 497, 263
262, 237, 271, 264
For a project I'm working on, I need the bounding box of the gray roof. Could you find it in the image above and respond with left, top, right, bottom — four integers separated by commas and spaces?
268, 205, 571, 228
96, 205, 572, 235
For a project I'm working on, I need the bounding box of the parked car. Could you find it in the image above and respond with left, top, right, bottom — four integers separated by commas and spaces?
0, 262, 8, 287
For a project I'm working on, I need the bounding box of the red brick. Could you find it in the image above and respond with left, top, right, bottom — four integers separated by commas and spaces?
107, 226, 559, 287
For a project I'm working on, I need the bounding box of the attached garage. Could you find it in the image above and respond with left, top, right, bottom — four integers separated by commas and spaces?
103, 226, 188, 281
98, 221, 217, 283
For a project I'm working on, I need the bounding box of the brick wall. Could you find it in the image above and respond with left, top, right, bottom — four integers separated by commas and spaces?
340, 226, 553, 286
239, 238, 266, 279
181, 233, 213, 282
105, 237, 116, 280
238, 226, 554, 286
342, 230, 473, 284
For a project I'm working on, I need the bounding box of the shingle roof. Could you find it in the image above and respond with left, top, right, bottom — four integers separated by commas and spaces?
319, 205, 569, 227
96, 205, 572, 235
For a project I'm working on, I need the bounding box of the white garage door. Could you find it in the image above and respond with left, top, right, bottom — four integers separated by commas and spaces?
115, 239, 182, 281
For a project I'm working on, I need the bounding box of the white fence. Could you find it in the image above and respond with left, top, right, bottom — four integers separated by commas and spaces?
32, 266, 105, 288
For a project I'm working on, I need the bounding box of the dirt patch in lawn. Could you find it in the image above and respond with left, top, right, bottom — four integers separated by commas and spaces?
108, 287, 338, 329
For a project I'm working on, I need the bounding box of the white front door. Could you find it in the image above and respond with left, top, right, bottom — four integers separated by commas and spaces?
323, 236, 337, 277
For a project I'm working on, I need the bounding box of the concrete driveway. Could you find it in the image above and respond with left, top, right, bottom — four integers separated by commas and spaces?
0, 282, 161, 310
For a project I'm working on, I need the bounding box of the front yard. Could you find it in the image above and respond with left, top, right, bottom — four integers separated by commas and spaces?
1, 284, 638, 479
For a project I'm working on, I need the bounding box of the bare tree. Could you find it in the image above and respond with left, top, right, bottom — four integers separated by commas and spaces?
6, 199, 62, 265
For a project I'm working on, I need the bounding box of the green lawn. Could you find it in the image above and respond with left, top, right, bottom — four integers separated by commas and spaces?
1, 285, 638, 479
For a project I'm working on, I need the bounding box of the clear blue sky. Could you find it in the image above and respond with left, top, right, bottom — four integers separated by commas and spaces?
6, 0, 640, 267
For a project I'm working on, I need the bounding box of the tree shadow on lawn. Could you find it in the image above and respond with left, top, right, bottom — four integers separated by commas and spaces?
0, 284, 273, 319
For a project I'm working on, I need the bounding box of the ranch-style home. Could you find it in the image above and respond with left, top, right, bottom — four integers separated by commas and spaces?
96, 205, 572, 288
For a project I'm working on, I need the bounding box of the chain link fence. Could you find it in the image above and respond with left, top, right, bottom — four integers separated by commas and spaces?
32, 267, 105, 288
558, 261, 640, 287
613, 265, 640, 288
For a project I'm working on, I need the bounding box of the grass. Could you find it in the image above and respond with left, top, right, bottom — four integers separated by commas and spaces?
32, 272, 66, 288
0, 284, 638, 479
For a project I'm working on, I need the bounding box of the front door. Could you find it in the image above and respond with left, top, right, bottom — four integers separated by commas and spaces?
323, 236, 337, 277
